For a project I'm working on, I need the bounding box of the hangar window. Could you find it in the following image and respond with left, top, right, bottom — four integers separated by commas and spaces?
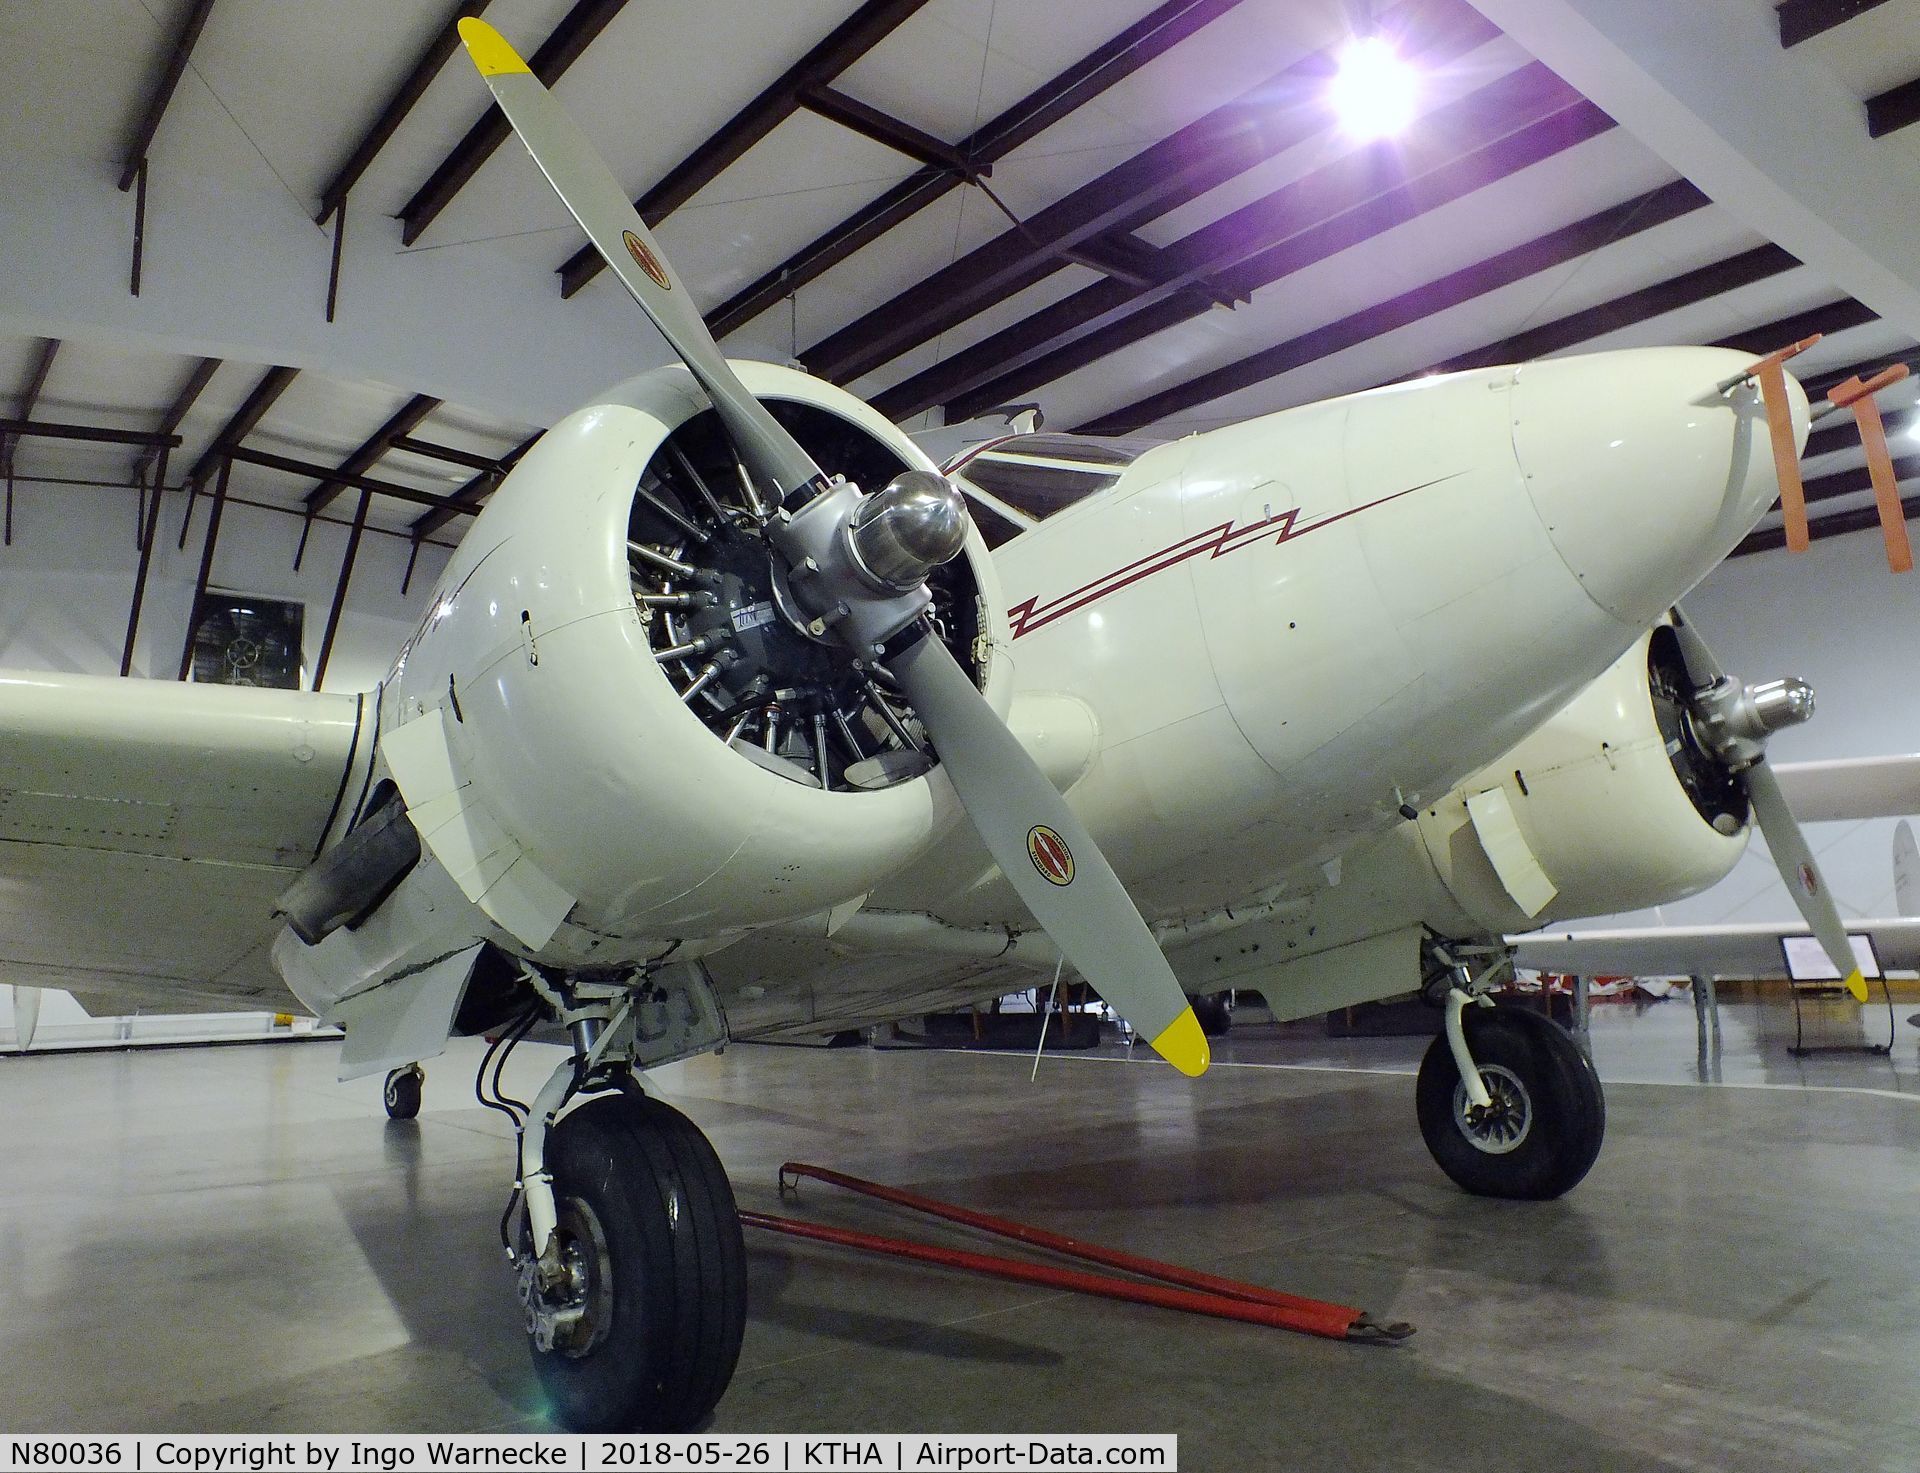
946, 433, 1164, 547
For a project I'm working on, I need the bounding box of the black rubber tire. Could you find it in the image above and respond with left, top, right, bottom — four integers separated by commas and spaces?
531, 1094, 747, 1433
383, 1067, 422, 1121
1191, 991, 1233, 1037
1414, 1005, 1604, 1200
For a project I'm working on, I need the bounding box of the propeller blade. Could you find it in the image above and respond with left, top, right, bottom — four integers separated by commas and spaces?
1746, 759, 1868, 1002
889, 632, 1208, 1076
458, 19, 1206, 1072
1666, 605, 1724, 691
11, 985, 40, 1052
456, 18, 820, 505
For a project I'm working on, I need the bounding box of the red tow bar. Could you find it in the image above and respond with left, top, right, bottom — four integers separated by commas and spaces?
739, 1161, 1411, 1344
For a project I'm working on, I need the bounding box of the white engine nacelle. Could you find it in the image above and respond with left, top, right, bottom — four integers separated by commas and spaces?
283, 362, 1007, 1018
1415, 623, 1749, 935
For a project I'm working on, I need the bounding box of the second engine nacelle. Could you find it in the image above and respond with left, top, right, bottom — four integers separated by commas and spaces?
1415, 623, 1749, 935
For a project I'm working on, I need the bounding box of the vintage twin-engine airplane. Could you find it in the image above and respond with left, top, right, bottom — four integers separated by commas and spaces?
0, 18, 1881, 1433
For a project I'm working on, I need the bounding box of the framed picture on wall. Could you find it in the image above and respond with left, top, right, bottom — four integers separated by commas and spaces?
187, 593, 305, 689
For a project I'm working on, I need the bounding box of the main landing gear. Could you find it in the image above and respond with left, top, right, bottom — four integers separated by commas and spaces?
383, 1064, 424, 1120
483, 980, 746, 1432
1415, 951, 1604, 1200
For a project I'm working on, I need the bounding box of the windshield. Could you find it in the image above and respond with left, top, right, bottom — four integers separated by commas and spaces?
945, 433, 1166, 546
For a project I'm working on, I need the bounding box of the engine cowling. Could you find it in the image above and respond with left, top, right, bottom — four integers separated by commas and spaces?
373, 360, 1005, 969
1415, 622, 1750, 934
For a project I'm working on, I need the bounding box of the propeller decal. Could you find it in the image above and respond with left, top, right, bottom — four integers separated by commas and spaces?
1027, 826, 1075, 886
623, 231, 671, 290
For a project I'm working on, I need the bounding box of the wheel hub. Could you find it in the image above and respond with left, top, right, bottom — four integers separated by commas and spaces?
517, 1197, 615, 1357
1453, 1062, 1532, 1154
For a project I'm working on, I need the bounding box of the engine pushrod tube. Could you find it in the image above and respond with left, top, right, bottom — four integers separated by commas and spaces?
740, 1206, 1371, 1342
766, 1162, 1381, 1339
633, 479, 709, 543
626, 540, 695, 577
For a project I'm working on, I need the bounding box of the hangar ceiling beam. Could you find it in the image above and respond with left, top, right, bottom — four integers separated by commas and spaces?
135, 355, 221, 481
1709, 297, 1877, 354
231, 447, 471, 517
797, 87, 976, 176
1865, 75, 1920, 138
557, 0, 934, 298
702, 0, 1249, 340
1790, 447, 1920, 512
304, 394, 443, 517
313, 489, 372, 690
1775, 0, 1898, 47
1, 338, 61, 481
801, 0, 1497, 388
117, 0, 217, 192
316, 1, 492, 226
1076, 177, 1709, 435
887, 65, 1607, 423
1736, 480, 1920, 554
177, 456, 232, 680
1464, 0, 1920, 342
1434, 244, 1800, 373
404, 431, 541, 540
1802, 345, 1912, 402
390, 436, 521, 474
399, 0, 629, 246
186, 366, 299, 490
0, 419, 176, 449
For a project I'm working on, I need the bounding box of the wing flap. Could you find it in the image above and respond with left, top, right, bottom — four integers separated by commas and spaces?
0, 672, 367, 1013
0, 670, 363, 865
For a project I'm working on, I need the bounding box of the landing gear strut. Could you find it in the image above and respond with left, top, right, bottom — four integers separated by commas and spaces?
496, 982, 746, 1431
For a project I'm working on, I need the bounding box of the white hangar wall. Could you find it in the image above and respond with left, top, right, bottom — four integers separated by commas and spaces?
0, 480, 448, 693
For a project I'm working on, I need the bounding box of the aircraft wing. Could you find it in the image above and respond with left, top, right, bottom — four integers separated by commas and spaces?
0, 670, 365, 1014
1512, 918, 1920, 978
1771, 754, 1920, 820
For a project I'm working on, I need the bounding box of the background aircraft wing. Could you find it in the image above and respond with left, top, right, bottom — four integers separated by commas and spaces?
1512, 918, 1920, 978
1514, 755, 1920, 981
0, 671, 365, 1014
1771, 754, 1920, 822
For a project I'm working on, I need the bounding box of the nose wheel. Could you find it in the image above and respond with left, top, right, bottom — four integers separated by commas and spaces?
1415, 1006, 1603, 1200
383, 1064, 424, 1120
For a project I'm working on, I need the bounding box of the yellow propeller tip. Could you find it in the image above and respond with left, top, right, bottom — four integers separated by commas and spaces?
458, 17, 531, 77
1149, 1006, 1210, 1078
1845, 968, 1868, 1003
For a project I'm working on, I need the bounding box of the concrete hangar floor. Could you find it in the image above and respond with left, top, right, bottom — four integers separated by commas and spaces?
1, 996, 1915, 1470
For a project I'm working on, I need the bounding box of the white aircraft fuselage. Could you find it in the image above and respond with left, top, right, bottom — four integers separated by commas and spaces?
274, 344, 1804, 1048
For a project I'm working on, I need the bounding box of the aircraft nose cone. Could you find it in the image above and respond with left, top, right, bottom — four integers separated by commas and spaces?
1512, 346, 1809, 626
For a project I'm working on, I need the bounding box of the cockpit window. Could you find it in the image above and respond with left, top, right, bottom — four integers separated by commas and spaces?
946, 433, 1165, 542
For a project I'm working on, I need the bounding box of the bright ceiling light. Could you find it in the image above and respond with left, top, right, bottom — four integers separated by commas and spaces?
1329, 36, 1418, 140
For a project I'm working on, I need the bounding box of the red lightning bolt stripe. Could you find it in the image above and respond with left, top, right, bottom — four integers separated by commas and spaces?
1005, 477, 1453, 641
